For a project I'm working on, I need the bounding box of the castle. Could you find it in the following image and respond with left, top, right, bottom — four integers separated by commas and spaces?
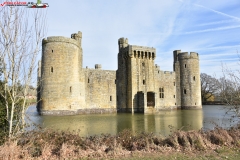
37, 31, 202, 115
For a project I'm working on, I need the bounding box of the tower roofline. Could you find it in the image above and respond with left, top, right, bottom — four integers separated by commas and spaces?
42, 36, 80, 48
130, 45, 156, 51
178, 51, 199, 60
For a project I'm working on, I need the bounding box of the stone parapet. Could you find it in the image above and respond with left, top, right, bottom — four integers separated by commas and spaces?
190, 52, 199, 59
42, 36, 80, 48
178, 52, 199, 60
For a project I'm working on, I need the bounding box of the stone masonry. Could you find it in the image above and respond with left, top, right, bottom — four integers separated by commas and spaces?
37, 31, 202, 115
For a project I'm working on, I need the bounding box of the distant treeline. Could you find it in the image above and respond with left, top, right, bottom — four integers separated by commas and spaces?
202, 101, 225, 105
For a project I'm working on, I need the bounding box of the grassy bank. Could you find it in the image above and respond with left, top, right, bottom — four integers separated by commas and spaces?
0, 128, 240, 159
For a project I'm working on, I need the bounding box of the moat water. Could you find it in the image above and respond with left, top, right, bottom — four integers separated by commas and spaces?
26, 105, 239, 137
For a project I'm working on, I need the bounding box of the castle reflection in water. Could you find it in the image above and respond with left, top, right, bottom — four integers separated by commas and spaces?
28, 107, 203, 136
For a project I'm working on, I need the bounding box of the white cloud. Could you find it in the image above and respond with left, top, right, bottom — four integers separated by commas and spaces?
196, 19, 238, 27
44, 0, 240, 77
194, 3, 240, 22
181, 25, 240, 34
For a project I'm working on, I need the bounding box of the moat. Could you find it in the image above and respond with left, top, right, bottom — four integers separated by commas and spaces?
26, 105, 239, 137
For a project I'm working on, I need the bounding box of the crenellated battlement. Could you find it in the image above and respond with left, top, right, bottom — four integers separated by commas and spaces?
42, 36, 80, 47
118, 37, 128, 50
178, 52, 199, 60
130, 45, 155, 50
71, 31, 82, 40
42, 32, 82, 48
178, 52, 189, 60
95, 64, 102, 70
190, 52, 199, 59
119, 45, 156, 59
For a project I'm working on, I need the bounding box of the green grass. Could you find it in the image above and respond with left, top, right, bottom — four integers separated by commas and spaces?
26, 98, 36, 104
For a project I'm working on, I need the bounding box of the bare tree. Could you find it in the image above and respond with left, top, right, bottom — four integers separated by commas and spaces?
200, 73, 221, 103
220, 61, 240, 118
0, 5, 47, 137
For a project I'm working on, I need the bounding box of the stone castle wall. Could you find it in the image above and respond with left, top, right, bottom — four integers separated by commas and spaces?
37, 31, 202, 115
84, 67, 116, 110
154, 70, 177, 110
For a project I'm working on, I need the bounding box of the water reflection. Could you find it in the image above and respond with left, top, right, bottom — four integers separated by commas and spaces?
26, 105, 239, 137
41, 114, 118, 136
26, 106, 206, 137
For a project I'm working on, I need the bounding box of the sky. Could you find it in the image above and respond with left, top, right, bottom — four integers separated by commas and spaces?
44, 0, 240, 77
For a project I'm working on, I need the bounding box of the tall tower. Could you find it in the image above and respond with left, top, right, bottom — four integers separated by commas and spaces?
173, 50, 181, 108
117, 38, 156, 113
174, 51, 202, 109
38, 31, 85, 115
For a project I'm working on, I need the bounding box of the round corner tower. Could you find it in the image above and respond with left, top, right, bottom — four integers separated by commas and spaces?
177, 52, 202, 109
39, 31, 85, 114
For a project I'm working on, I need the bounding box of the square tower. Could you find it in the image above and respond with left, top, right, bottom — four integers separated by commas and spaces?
117, 38, 156, 113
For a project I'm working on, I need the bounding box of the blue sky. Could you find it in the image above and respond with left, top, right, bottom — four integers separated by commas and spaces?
45, 0, 240, 77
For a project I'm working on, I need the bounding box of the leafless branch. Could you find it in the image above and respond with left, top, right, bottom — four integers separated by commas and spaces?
0, 5, 47, 137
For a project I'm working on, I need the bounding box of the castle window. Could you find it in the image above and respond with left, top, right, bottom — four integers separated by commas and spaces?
184, 89, 186, 94
134, 50, 136, 58
141, 51, 144, 59
142, 63, 145, 66
193, 76, 195, 81
70, 86, 72, 93
185, 64, 186, 68
158, 71, 159, 74
110, 96, 112, 101
138, 51, 140, 58
51, 67, 53, 73
175, 103, 176, 105
148, 52, 151, 59
174, 82, 175, 86
115, 79, 116, 84
159, 87, 164, 98
143, 80, 145, 85
195, 102, 196, 105
88, 78, 90, 83
174, 95, 175, 98
159, 87, 164, 92
52, 50, 53, 53
160, 93, 164, 98
152, 52, 154, 58
145, 52, 147, 58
